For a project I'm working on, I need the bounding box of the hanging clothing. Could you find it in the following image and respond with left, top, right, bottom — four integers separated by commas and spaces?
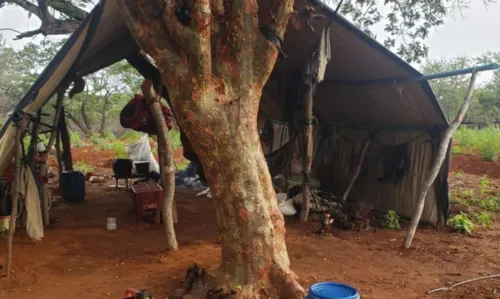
304, 24, 332, 86
120, 94, 173, 134
377, 143, 410, 184
18, 166, 44, 241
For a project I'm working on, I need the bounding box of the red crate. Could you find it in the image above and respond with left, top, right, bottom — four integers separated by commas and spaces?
131, 183, 163, 218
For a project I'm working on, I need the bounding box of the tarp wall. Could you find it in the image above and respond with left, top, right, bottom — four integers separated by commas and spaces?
269, 122, 448, 224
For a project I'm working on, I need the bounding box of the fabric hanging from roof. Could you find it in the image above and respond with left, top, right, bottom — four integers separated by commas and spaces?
119, 94, 173, 135
304, 24, 332, 86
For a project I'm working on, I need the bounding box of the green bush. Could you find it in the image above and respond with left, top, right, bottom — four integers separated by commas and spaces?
104, 129, 117, 142
74, 161, 93, 173
454, 126, 500, 162
113, 142, 128, 159
384, 210, 401, 230
448, 212, 475, 234
89, 134, 113, 150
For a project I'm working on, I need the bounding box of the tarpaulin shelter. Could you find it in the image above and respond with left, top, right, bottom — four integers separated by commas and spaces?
0, 0, 451, 224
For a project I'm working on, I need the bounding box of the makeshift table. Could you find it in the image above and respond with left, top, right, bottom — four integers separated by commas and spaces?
131, 183, 163, 223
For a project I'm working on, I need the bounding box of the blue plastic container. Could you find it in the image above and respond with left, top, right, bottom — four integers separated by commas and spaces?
305, 282, 360, 299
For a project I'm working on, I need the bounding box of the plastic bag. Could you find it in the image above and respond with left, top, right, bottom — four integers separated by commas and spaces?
125, 134, 159, 173
277, 193, 297, 216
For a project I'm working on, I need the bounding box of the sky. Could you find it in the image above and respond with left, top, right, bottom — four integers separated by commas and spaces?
1, 0, 500, 72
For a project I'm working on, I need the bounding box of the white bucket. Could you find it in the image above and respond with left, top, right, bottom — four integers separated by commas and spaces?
0, 216, 10, 233
107, 217, 116, 231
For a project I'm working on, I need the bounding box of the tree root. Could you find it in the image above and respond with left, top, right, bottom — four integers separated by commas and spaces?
173, 264, 305, 299
271, 264, 307, 299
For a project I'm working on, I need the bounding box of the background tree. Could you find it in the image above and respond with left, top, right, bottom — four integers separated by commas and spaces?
0, 0, 90, 38
0, 37, 142, 135
422, 53, 500, 126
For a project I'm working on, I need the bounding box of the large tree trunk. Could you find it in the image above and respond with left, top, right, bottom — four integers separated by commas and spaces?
98, 97, 109, 137
118, 0, 304, 297
81, 97, 92, 132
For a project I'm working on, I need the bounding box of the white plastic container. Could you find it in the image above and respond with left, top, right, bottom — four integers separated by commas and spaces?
107, 217, 116, 231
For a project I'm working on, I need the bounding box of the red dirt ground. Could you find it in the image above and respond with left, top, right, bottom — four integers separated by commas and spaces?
1, 153, 500, 299
451, 154, 500, 179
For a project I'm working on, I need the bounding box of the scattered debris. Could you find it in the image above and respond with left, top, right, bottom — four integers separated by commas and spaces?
427, 273, 500, 294
89, 176, 105, 183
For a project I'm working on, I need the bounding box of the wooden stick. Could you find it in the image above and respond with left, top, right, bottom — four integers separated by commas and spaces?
6, 118, 24, 279
341, 138, 372, 204
39, 91, 64, 226
27, 113, 41, 170
427, 274, 500, 294
299, 85, 313, 222
142, 79, 178, 251
403, 68, 479, 249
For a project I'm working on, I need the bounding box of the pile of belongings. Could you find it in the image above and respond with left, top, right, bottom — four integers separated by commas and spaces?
175, 162, 210, 197
120, 94, 173, 134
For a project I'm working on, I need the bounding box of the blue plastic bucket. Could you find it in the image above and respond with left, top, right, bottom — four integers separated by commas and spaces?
305, 282, 360, 299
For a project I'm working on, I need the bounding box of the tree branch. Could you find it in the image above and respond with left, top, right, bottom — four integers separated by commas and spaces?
116, 0, 186, 80
0, 28, 21, 34
13, 20, 80, 39
38, 0, 54, 25
253, 0, 294, 86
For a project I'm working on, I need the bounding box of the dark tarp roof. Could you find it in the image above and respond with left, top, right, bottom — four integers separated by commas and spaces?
0, 0, 448, 137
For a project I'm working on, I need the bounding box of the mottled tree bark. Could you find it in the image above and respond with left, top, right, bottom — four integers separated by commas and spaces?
117, 0, 304, 297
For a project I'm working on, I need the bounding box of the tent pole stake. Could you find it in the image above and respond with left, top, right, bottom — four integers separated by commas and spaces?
403, 68, 479, 249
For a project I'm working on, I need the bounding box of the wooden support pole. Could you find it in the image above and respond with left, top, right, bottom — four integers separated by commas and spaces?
403, 69, 479, 249
55, 129, 63, 176
341, 137, 372, 204
142, 79, 178, 251
6, 116, 25, 279
59, 107, 73, 171
27, 112, 41, 170
39, 91, 64, 226
299, 85, 313, 222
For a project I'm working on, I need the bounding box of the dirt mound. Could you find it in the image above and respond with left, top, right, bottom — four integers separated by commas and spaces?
451, 154, 500, 179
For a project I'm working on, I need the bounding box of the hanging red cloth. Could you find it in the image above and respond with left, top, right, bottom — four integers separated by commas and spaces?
119, 94, 173, 134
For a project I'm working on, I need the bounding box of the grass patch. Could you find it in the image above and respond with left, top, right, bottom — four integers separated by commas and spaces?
70, 132, 83, 147
479, 196, 500, 212
119, 130, 143, 142
74, 161, 93, 173
473, 211, 493, 228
